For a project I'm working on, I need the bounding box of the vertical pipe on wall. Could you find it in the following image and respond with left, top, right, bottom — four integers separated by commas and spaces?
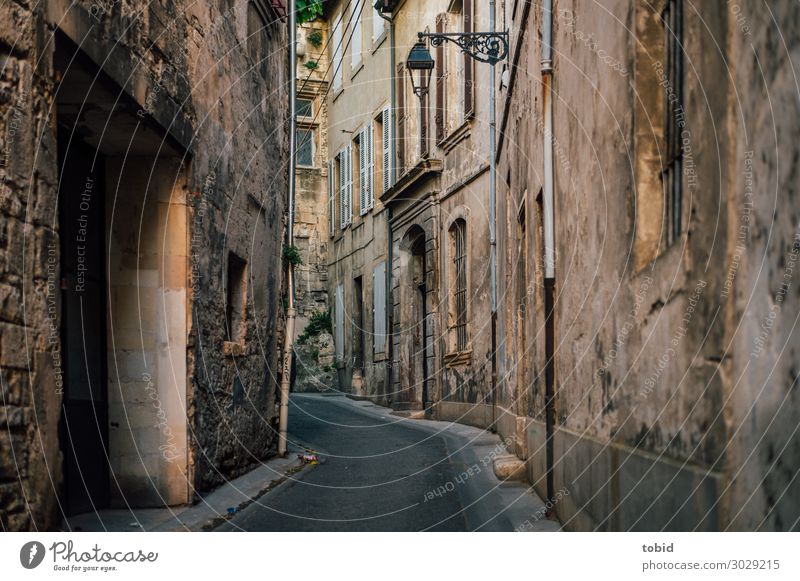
541, 0, 556, 506
378, 6, 395, 408
278, 3, 298, 457
489, 0, 499, 430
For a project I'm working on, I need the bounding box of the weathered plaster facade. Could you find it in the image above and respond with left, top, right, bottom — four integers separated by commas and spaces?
324, 0, 393, 402
0, 0, 287, 530
495, 0, 799, 530
384, 0, 495, 421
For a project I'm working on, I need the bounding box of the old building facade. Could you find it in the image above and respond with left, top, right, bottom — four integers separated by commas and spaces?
0, 0, 288, 530
384, 0, 496, 419
324, 0, 394, 402
495, 0, 800, 530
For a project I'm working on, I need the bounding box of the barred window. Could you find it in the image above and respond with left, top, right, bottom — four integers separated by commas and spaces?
662, 0, 684, 246
450, 219, 468, 353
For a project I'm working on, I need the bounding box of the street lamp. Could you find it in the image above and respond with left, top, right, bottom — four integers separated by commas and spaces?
406, 31, 510, 102
406, 40, 435, 99
407, 18, 509, 432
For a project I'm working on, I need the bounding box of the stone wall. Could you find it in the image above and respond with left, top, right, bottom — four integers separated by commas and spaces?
0, 0, 288, 529
496, 0, 799, 530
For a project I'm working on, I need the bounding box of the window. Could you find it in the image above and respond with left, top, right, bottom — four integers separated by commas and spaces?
351, 1, 363, 70
358, 122, 374, 215
297, 97, 313, 118
226, 252, 248, 343
396, 63, 407, 174
377, 107, 391, 193
332, 11, 344, 92
448, 219, 468, 353
633, 0, 684, 268
247, 2, 267, 77
372, 2, 387, 42
297, 128, 315, 167
662, 0, 684, 246
328, 158, 336, 236
339, 146, 353, 228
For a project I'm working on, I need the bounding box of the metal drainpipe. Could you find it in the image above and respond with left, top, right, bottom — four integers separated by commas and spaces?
489, 0, 499, 431
541, 0, 556, 506
278, 4, 298, 457
378, 6, 395, 408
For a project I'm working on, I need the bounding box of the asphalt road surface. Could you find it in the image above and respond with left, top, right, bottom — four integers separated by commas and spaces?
220, 394, 555, 532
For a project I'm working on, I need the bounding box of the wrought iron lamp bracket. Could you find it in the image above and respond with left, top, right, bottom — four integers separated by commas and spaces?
418, 31, 509, 65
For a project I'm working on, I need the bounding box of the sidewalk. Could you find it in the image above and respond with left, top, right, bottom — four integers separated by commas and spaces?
65, 447, 307, 532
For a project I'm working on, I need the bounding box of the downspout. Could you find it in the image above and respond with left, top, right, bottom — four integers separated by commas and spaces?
379, 6, 394, 408
489, 0, 499, 430
278, 4, 298, 457
541, 0, 556, 506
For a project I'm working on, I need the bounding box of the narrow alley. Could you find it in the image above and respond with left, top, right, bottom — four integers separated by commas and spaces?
220, 394, 557, 532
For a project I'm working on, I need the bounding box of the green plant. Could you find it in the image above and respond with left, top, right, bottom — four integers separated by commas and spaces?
297, 309, 332, 344
304, 60, 320, 71
307, 29, 323, 48
296, 0, 323, 24
282, 244, 303, 266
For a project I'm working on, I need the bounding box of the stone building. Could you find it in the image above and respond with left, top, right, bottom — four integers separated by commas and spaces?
292, 18, 334, 392
0, 0, 288, 530
495, 0, 800, 530
383, 0, 496, 419
324, 0, 394, 401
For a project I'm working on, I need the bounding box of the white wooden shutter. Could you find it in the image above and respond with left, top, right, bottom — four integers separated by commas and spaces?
339, 150, 347, 228
335, 283, 345, 361
382, 107, 391, 193
366, 121, 374, 211
359, 128, 368, 215
328, 158, 335, 236
345, 144, 353, 225
373, 261, 386, 353
351, 2, 362, 68
333, 12, 343, 92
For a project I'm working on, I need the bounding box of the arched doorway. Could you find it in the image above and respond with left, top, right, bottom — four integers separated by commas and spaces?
397, 226, 432, 410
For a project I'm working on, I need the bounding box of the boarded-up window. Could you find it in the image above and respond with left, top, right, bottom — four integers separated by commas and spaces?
373, 261, 386, 354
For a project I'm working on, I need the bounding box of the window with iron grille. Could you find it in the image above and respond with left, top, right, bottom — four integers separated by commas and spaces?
450, 219, 468, 353
662, 0, 683, 246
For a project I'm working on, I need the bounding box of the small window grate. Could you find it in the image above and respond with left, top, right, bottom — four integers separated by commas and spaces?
453, 220, 468, 352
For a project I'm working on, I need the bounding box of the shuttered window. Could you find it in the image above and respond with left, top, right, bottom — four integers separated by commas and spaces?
463, 0, 474, 117
359, 123, 374, 215
328, 158, 335, 236
372, 2, 386, 41
435, 13, 446, 143
373, 261, 386, 354
396, 62, 406, 173
332, 11, 343, 92
335, 283, 345, 361
339, 146, 352, 228
352, 1, 362, 69
381, 107, 391, 192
